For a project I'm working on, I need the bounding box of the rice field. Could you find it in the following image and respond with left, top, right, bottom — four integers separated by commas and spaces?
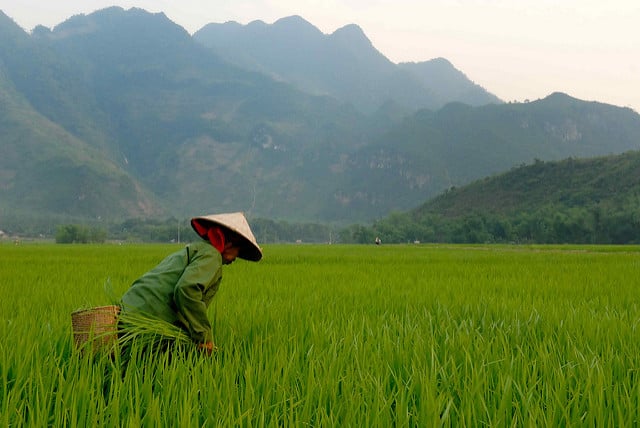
1, 242, 639, 426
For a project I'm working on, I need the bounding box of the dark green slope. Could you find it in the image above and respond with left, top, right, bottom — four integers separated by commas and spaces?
416, 151, 640, 218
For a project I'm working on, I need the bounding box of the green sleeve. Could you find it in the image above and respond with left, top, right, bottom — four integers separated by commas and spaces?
173, 244, 222, 343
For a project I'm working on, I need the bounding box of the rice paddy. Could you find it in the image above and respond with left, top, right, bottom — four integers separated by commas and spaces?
1, 243, 639, 426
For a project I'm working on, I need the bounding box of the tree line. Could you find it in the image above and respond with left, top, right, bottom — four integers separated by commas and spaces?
12, 203, 640, 245
341, 204, 640, 245
50, 217, 339, 244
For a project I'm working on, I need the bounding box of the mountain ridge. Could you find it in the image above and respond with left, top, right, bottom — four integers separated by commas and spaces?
1, 7, 639, 234
193, 15, 498, 112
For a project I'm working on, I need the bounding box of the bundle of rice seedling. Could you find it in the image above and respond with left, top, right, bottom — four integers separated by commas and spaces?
116, 310, 193, 353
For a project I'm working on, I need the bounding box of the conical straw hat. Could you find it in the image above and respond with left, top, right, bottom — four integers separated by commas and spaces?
190, 212, 262, 261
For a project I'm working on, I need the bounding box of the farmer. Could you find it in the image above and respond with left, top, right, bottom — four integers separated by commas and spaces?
119, 212, 262, 355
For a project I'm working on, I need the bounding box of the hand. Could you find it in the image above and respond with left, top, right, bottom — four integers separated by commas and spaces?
198, 341, 217, 355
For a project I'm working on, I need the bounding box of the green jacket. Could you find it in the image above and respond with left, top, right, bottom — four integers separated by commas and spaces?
120, 241, 222, 344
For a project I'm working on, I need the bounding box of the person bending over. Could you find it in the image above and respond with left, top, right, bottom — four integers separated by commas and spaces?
119, 212, 262, 354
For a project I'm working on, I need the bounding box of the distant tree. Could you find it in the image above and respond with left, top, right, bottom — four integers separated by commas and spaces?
55, 224, 106, 243
340, 224, 377, 244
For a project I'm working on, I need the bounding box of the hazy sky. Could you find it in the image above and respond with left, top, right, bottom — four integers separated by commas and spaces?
1, 0, 638, 112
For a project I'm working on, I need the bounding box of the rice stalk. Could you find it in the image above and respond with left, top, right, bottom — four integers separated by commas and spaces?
116, 310, 192, 352
102, 277, 120, 306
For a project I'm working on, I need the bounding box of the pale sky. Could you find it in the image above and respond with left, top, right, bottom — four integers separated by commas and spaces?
1, 0, 639, 112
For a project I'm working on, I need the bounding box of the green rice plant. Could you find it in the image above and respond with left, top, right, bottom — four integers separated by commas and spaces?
1, 242, 639, 426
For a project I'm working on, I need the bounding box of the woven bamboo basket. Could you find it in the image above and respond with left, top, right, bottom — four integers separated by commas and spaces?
71, 305, 120, 353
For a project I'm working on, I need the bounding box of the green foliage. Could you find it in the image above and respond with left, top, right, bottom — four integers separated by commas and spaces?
0, 214, 343, 244
250, 218, 338, 243
1, 244, 640, 425
55, 224, 107, 243
365, 204, 640, 245
108, 218, 195, 243
107, 217, 337, 244
117, 310, 192, 353
338, 223, 377, 244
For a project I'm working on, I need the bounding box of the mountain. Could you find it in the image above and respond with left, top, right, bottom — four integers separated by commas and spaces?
398, 58, 502, 106
0, 8, 374, 227
1, 7, 640, 233
326, 93, 640, 221
193, 16, 500, 113
0, 11, 160, 226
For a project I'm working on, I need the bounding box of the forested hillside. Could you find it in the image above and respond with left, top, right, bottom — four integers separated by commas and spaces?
354, 151, 640, 244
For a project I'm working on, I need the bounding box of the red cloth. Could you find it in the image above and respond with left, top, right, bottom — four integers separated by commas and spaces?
207, 227, 226, 254
192, 220, 226, 254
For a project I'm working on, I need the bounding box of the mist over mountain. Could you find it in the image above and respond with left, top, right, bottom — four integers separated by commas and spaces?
193, 15, 500, 112
398, 58, 502, 107
1, 7, 640, 234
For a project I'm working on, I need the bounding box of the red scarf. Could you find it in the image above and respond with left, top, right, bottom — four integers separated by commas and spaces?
192, 221, 226, 254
